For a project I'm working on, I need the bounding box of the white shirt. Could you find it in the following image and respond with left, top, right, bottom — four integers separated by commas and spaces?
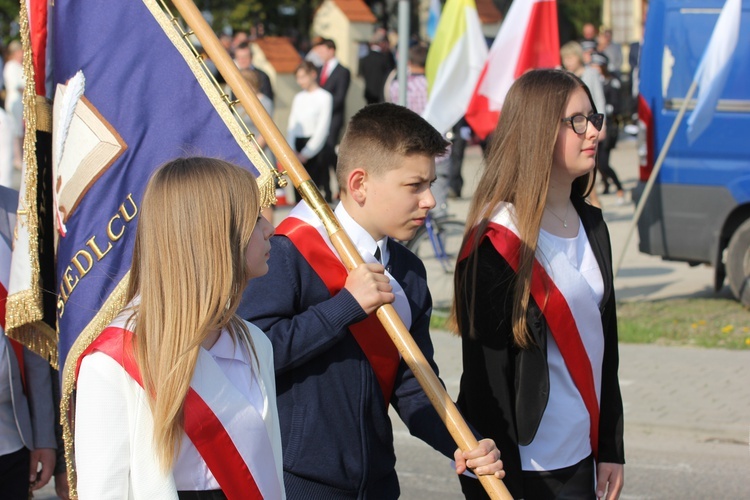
286, 87, 332, 159
172, 328, 263, 490
3, 60, 24, 137
75, 317, 285, 499
335, 202, 390, 268
519, 219, 605, 471
0, 109, 15, 187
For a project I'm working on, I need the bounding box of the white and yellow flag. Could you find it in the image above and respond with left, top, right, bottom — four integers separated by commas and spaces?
422, 0, 488, 135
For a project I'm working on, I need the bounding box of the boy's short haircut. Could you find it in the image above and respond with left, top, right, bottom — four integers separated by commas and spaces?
336, 103, 449, 192
314, 37, 336, 51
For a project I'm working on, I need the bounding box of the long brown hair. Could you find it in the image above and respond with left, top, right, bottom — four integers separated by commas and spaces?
454, 69, 596, 348
127, 157, 261, 471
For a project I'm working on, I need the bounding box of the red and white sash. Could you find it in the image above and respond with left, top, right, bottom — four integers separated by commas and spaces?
276, 201, 410, 407
459, 203, 602, 459
75, 318, 283, 499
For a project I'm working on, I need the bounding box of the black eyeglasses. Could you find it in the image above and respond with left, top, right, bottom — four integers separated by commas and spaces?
561, 113, 604, 134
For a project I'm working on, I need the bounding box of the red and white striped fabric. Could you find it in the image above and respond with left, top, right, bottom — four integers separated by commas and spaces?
465, 0, 560, 140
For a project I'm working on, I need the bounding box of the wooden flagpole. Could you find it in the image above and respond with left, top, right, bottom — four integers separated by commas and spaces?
170, 1, 511, 498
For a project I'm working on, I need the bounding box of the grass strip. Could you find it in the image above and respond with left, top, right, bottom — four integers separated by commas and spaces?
431, 297, 750, 350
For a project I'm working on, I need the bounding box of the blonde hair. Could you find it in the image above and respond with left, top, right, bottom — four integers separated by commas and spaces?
454, 70, 595, 348
560, 41, 585, 66
127, 157, 260, 471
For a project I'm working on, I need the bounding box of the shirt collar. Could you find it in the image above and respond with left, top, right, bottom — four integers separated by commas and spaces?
207, 327, 249, 364
334, 203, 389, 265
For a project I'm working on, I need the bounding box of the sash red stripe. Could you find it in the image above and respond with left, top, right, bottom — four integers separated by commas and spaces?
30, 0, 48, 96
276, 217, 400, 407
75, 327, 264, 499
460, 223, 600, 458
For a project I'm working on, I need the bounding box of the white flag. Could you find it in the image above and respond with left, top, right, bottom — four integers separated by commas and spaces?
686, 0, 741, 143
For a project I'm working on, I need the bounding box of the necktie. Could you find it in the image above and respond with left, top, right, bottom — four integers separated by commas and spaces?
374, 246, 381, 264
320, 61, 329, 86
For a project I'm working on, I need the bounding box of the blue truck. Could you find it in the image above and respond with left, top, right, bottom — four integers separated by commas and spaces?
634, 0, 750, 304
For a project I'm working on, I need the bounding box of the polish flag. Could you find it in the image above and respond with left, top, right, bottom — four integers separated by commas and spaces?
465, 0, 560, 139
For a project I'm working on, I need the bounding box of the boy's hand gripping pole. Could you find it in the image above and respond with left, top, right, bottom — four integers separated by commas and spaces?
171, 1, 511, 497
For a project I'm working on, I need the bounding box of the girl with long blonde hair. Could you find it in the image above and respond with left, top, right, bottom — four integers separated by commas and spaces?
454, 70, 624, 499
75, 157, 284, 499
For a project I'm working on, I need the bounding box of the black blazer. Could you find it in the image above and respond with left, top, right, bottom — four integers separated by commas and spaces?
455, 194, 625, 499
253, 66, 274, 103
359, 49, 395, 104
319, 62, 351, 144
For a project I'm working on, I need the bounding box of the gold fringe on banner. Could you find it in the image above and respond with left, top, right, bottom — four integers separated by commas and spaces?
5, 0, 58, 368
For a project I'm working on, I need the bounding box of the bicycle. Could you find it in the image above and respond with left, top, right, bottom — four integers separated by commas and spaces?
405, 213, 466, 309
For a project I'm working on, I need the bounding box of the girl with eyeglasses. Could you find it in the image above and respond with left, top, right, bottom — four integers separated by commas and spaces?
561, 40, 608, 209
453, 70, 624, 500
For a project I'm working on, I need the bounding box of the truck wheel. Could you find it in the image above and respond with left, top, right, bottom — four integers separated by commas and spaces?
726, 218, 750, 307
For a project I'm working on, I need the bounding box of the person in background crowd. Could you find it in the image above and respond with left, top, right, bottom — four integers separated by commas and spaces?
234, 42, 274, 103
232, 31, 248, 51
0, 185, 57, 499
312, 38, 350, 201
597, 28, 623, 78
447, 117, 471, 199
286, 61, 332, 203
580, 23, 598, 53
3, 41, 24, 171
623, 39, 642, 134
219, 33, 233, 56
387, 44, 428, 113
0, 108, 14, 188
75, 158, 284, 499
454, 69, 624, 500
359, 31, 395, 105
590, 52, 625, 203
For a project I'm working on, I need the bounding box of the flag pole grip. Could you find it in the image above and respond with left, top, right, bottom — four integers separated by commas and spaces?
171, 1, 511, 497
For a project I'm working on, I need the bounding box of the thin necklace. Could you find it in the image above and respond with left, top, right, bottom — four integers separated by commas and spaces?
546, 203, 571, 228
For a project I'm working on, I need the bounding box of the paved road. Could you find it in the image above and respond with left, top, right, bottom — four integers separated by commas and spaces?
37, 138, 750, 499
